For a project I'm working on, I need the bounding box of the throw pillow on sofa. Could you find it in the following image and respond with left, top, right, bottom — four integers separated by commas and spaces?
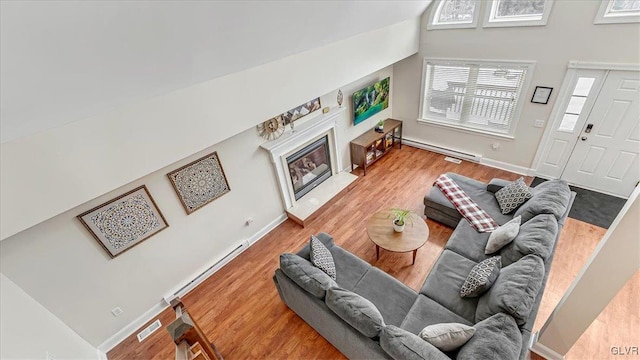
380, 325, 450, 360
514, 179, 571, 223
500, 213, 558, 266
460, 256, 502, 298
280, 253, 337, 299
485, 216, 521, 254
310, 235, 337, 280
475, 255, 545, 325
457, 313, 522, 360
325, 288, 385, 338
418, 323, 476, 351
494, 177, 533, 214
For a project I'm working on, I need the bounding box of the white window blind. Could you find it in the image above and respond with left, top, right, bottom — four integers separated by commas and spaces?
420, 60, 531, 136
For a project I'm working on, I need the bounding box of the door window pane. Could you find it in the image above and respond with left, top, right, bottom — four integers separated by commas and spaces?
558, 114, 580, 132
573, 77, 595, 96
566, 96, 587, 115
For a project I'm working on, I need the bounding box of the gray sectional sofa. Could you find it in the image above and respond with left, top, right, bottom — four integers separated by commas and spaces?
274, 173, 575, 359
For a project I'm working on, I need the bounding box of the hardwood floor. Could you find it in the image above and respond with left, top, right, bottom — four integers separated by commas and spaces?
108, 146, 628, 360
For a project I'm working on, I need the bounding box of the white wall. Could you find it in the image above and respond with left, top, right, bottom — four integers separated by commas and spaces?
393, 0, 640, 168
0, 64, 395, 350
0, 17, 421, 240
0, 273, 98, 360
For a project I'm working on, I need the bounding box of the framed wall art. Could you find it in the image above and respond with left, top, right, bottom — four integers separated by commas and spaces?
531, 86, 553, 104
281, 98, 321, 125
167, 151, 231, 214
77, 185, 168, 258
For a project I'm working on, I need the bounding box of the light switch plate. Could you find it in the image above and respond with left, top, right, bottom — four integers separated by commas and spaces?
534, 119, 545, 128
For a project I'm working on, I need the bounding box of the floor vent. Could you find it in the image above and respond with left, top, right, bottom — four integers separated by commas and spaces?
444, 157, 462, 164
137, 319, 161, 342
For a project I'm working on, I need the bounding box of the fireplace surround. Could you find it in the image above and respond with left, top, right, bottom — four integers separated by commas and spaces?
260, 107, 357, 225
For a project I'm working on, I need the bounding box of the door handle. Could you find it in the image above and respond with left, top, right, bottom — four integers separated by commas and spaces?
585, 123, 594, 133
581, 136, 588, 141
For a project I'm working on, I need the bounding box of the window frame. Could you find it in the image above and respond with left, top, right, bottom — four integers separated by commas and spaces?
418, 58, 536, 139
482, 0, 554, 28
427, 0, 481, 30
594, 0, 640, 24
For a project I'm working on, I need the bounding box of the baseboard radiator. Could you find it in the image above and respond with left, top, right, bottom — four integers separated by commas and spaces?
163, 241, 248, 305
403, 138, 482, 163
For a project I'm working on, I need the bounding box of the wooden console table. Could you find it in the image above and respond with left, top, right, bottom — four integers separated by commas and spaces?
350, 119, 402, 175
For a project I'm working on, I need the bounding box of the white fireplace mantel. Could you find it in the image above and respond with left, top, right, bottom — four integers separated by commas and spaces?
260, 107, 357, 223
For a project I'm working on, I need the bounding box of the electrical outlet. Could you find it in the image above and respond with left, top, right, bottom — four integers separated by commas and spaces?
534, 119, 545, 128
46, 352, 55, 360
111, 306, 123, 317
245, 217, 254, 226
491, 143, 500, 150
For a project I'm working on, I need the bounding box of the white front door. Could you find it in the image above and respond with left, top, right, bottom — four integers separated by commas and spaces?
562, 70, 640, 198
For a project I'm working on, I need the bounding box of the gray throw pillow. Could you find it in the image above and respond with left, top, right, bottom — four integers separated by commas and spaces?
514, 179, 571, 223
310, 235, 336, 280
457, 313, 522, 360
500, 214, 558, 266
460, 256, 501, 298
279, 253, 337, 299
485, 216, 521, 254
325, 288, 385, 338
475, 255, 545, 325
418, 323, 476, 351
494, 177, 533, 214
380, 325, 450, 360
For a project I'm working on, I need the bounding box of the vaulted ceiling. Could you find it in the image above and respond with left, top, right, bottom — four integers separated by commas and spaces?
0, 0, 430, 143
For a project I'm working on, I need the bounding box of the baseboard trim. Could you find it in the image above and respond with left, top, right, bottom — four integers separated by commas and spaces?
480, 157, 536, 176
530, 332, 565, 360
96, 213, 288, 354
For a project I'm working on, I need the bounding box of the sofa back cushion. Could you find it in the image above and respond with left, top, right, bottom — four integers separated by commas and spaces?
514, 179, 571, 223
475, 255, 545, 325
280, 253, 337, 299
500, 213, 558, 266
380, 325, 450, 360
325, 288, 385, 338
457, 313, 522, 360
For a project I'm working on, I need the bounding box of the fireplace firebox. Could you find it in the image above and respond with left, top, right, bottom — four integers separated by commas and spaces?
286, 136, 332, 200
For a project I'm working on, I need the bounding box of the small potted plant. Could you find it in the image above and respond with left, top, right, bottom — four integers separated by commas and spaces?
375, 119, 385, 133
389, 208, 415, 233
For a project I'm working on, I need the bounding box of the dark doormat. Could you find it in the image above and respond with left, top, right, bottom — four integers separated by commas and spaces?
531, 177, 627, 229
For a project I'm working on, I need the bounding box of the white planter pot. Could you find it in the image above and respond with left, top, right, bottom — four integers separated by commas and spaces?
393, 220, 405, 232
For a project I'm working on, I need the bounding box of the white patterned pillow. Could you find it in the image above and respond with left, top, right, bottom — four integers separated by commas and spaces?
310, 235, 336, 280
460, 256, 501, 298
494, 177, 533, 215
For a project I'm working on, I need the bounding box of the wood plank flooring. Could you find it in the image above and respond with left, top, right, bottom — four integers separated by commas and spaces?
108, 146, 631, 360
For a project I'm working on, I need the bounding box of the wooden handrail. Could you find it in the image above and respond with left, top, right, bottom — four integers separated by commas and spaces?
168, 298, 223, 360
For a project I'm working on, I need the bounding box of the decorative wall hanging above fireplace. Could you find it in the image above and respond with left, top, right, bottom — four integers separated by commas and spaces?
167, 151, 231, 214
77, 185, 168, 258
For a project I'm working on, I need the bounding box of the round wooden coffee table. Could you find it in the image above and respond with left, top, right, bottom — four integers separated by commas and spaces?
366, 211, 429, 265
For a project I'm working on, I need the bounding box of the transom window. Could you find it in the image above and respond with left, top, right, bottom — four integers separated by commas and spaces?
595, 0, 640, 24
419, 59, 534, 137
484, 0, 553, 27
429, 0, 480, 29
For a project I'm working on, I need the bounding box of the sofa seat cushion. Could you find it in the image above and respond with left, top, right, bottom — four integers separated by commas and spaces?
401, 295, 473, 335
352, 267, 418, 327
380, 325, 450, 360
279, 253, 337, 299
325, 288, 385, 338
420, 250, 480, 322
476, 255, 545, 325
329, 246, 372, 291
424, 172, 513, 226
500, 214, 558, 266
514, 179, 571, 223
444, 220, 492, 263
457, 313, 522, 360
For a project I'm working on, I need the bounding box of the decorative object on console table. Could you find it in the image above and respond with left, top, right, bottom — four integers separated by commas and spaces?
350, 118, 402, 176
77, 185, 168, 258
375, 119, 385, 133
257, 116, 285, 140
281, 97, 322, 126
353, 77, 390, 126
167, 151, 231, 214
531, 86, 553, 104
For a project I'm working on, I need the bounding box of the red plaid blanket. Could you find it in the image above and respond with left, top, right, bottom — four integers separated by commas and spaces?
433, 174, 498, 232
